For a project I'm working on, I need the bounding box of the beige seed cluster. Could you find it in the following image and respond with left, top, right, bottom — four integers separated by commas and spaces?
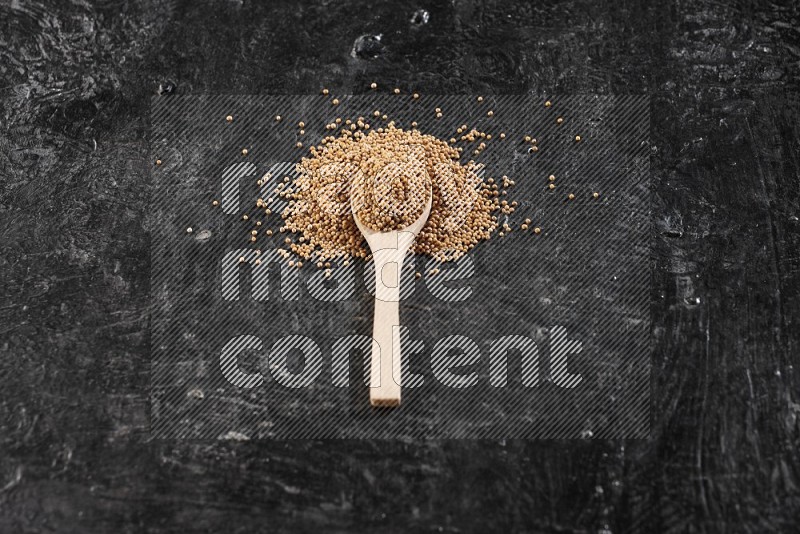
282, 124, 498, 262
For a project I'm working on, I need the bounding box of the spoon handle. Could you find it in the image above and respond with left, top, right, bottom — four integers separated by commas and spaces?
370, 247, 403, 406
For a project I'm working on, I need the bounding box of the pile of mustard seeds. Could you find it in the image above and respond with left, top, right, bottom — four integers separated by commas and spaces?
281, 124, 498, 262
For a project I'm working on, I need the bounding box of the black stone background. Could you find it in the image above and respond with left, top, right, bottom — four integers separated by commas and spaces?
0, 0, 798, 532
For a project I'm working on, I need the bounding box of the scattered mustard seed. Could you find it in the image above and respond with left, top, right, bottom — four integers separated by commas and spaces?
534, 227, 541, 234
322, 88, 329, 95
545, 100, 552, 107
556, 117, 564, 124
575, 135, 581, 142
370, 82, 377, 89
275, 115, 282, 121
155, 159, 162, 165
226, 115, 233, 123
593, 192, 600, 199
241, 148, 248, 156
568, 193, 575, 200
212, 200, 219, 206
549, 183, 556, 190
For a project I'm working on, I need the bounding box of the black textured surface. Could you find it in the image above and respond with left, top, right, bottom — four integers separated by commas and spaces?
1, 0, 799, 532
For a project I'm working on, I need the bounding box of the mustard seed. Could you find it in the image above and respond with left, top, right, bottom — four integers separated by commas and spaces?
534, 227, 541, 234
226, 115, 233, 123
370, 82, 377, 89
593, 192, 600, 199
282, 124, 498, 262
241, 148, 248, 156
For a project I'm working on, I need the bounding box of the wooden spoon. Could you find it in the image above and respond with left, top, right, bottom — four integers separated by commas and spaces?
351, 190, 432, 407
